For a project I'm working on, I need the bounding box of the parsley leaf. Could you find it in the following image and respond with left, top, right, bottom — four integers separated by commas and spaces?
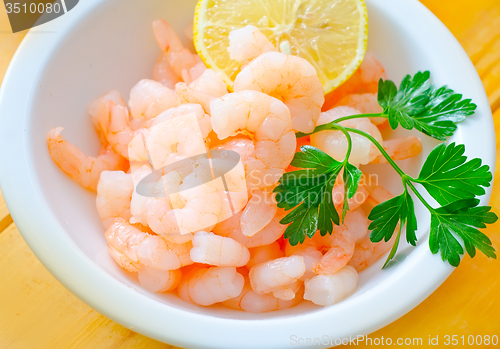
378, 71, 477, 140
318, 176, 339, 237
378, 71, 431, 130
290, 145, 339, 173
342, 163, 363, 219
367, 189, 418, 267
368, 189, 418, 260
429, 199, 497, 266
275, 146, 360, 245
344, 163, 363, 199
410, 86, 477, 140
280, 204, 319, 245
417, 142, 492, 205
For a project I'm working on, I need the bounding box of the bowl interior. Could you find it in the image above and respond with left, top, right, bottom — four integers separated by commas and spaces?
29, 0, 452, 320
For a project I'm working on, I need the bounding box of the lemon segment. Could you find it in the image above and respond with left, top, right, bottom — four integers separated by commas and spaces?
194, 0, 368, 93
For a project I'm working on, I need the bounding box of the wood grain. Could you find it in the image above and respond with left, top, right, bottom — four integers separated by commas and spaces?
0, 1, 500, 348
0, 223, 173, 349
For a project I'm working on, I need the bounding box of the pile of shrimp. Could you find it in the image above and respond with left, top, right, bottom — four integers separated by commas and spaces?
46, 22, 422, 312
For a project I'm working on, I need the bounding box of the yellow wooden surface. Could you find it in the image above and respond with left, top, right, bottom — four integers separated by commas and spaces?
1, 1, 500, 348
0, 189, 12, 232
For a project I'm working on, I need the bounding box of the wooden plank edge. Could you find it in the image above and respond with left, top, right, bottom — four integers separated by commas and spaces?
0, 189, 12, 234
0, 213, 13, 234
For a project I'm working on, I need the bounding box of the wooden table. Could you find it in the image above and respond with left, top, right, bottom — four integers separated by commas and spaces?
1, 1, 500, 347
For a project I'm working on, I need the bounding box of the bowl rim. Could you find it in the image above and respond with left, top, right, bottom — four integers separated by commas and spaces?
0, 0, 495, 348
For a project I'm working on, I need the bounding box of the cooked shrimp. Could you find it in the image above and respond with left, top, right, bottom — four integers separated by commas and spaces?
128, 79, 178, 120
271, 281, 302, 301
342, 208, 370, 242
143, 103, 212, 139
141, 111, 208, 169
145, 170, 221, 239
178, 266, 244, 306
286, 246, 323, 281
304, 266, 358, 306
356, 52, 387, 92
217, 190, 248, 222
233, 51, 324, 133
365, 185, 394, 205
138, 266, 182, 293
323, 52, 387, 111
152, 19, 200, 80
105, 218, 193, 271
285, 209, 368, 275
311, 106, 383, 165
175, 69, 227, 114
152, 53, 181, 89
214, 209, 287, 248
212, 137, 284, 193
108, 243, 141, 272
284, 230, 353, 276
209, 141, 250, 212
175, 83, 210, 114
336, 93, 382, 114
222, 280, 302, 312
88, 90, 127, 145
370, 136, 423, 164
246, 242, 284, 270
228, 25, 276, 65
47, 127, 128, 191
348, 186, 396, 271
210, 90, 296, 190
240, 190, 277, 237
335, 93, 387, 127
312, 230, 355, 275
142, 171, 188, 242
190, 231, 250, 267
348, 234, 395, 272
98, 98, 139, 158
96, 170, 134, 228
249, 256, 305, 295
130, 164, 153, 226
182, 61, 207, 85
331, 182, 370, 213
186, 69, 228, 98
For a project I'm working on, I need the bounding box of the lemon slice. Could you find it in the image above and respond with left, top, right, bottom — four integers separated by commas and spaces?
194, 0, 368, 93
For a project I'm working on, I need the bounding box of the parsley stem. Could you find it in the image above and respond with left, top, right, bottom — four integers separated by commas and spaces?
340, 127, 436, 212
406, 181, 435, 212
332, 124, 353, 162
295, 113, 387, 138
333, 113, 387, 124
341, 127, 406, 178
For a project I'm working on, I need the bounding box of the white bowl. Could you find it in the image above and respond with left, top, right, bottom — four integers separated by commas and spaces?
0, 0, 494, 348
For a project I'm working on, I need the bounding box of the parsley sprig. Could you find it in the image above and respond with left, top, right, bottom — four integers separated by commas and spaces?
276, 71, 497, 268
275, 127, 362, 245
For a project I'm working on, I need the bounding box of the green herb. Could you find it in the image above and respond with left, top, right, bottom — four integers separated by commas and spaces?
276, 71, 497, 268
415, 142, 492, 205
429, 199, 497, 267
378, 72, 477, 140
275, 145, 350, 245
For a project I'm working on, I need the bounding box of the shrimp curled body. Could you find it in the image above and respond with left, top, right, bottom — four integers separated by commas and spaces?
178, 266, 245, 306
190, 231, 250, 267
234, 51, 324, 133
210, 90, 297, 191
47, 127, 128, 191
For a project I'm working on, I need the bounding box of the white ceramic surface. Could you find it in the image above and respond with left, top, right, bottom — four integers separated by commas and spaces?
0, 0, 494, 348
